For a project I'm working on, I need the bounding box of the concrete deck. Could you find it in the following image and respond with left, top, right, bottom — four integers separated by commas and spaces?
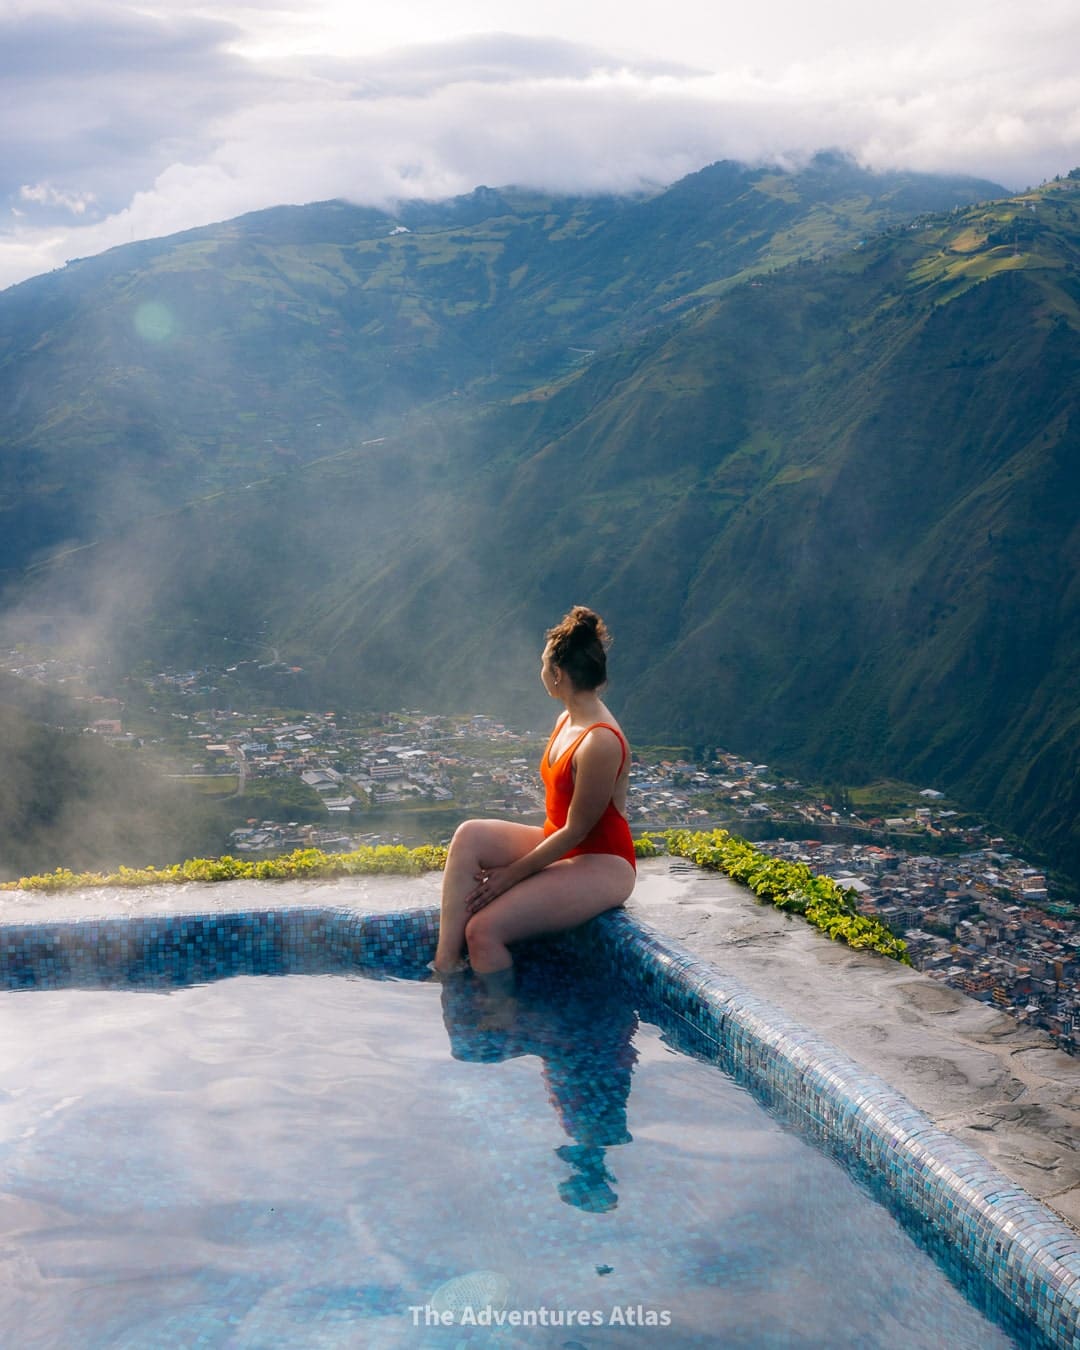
629, 859, 1080, 1234
3, 858, 1079, 1230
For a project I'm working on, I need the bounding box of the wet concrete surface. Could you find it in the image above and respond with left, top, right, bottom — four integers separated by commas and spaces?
628, 859, 1080, 1234
3, 858, 1078, 1230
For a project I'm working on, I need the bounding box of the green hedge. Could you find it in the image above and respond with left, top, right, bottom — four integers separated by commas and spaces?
1, 844, 448, 893
635, 828, 910, 963
4, 828, 908, 964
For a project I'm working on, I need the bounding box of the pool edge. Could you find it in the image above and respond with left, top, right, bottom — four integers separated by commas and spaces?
576, 906, 1080, 1350
2, 901, 1078, 1348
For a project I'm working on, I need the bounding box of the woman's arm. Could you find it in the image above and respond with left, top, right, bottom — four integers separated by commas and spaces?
464, 728, 623, 910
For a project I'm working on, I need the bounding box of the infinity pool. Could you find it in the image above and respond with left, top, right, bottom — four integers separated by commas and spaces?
0, 934, 1037, 1348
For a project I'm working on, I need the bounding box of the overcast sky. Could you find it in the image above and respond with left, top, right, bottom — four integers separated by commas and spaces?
2, 0, 1079, 289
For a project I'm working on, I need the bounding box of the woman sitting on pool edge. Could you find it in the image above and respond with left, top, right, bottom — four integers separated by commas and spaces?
432, 606, 637, 978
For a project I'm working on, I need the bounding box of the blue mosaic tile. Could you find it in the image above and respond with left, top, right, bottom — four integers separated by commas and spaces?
564, 906, 1080, 1349
1, 899, 1077, 1346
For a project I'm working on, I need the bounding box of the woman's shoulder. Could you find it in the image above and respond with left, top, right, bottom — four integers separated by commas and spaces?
579, 718, 629, 754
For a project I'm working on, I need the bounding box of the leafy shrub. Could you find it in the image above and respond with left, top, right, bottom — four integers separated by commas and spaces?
2, 843, 449, 892
661, 828, 910, 963
3, 826, 907, 963
633, 833, 662, 859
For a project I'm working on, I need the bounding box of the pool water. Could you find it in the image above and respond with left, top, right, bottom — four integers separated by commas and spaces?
0, 955, 1032, 1348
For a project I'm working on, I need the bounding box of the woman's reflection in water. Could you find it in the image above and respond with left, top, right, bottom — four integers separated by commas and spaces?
438, 953, 638, 1213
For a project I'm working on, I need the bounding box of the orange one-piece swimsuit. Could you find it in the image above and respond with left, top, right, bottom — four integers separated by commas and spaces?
539, 714, 636, 871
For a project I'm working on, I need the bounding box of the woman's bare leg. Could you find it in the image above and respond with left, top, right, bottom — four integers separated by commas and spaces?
464, 854, 635, 974
433, 818, 546, 971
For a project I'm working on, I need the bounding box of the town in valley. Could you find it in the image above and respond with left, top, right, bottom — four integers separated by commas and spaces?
6, 650, 1079, 1054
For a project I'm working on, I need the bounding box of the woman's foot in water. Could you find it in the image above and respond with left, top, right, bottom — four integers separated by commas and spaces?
427, 958, 469, 981
476, 965, 517, 1029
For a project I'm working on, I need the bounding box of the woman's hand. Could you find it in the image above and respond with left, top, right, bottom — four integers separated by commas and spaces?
464, 863, 518, 915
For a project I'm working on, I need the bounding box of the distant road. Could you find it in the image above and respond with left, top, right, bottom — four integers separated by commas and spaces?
229, 744, 248, 798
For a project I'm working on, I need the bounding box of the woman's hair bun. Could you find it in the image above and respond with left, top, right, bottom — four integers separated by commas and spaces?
567, 605, 605, 640
546, 606, 610, 689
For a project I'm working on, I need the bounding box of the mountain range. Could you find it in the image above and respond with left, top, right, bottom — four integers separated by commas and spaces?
1, 153, 1077, 882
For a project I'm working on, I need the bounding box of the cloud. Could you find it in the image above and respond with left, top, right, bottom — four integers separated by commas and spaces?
2, 7, 1080, 291
321, 31, 702, 95
18, 183, 97, 215
0, 4, 264, 218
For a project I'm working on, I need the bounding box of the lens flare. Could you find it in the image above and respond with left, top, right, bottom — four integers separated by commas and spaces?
133, 302, 174, 342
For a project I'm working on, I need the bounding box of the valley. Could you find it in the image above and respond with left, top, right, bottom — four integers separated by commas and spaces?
4, 643, 1079, 1054
1, 156, 1077, 888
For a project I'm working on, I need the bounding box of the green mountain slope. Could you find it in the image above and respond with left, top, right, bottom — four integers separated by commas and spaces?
0, 155, 999, 572
3, 161, 1078, 881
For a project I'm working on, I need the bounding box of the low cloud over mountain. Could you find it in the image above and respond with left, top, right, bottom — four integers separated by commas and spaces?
3, 2, 1080, 289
